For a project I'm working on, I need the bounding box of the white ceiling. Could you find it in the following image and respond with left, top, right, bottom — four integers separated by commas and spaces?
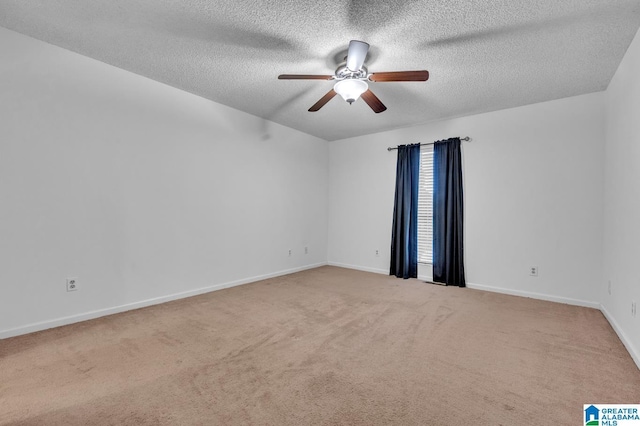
2, 1, 640, 141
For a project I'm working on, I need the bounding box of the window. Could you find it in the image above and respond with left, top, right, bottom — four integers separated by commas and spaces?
417, 144, 433, 264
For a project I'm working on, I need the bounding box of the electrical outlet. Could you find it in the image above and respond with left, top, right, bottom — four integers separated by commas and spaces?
66, 277, 79, 292
529, 266, 538, 277
608, 280, 612, 295
288, 249, 292, 257
375, 249, 380, 257
305, 246, 308, 255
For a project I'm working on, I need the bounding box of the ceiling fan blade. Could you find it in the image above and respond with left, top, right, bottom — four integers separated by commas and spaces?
361, 89, 387, 113
278, 74, 334, 80
369, 70, 430, 82
308, 89, 338, 112
346, 40, 370, 72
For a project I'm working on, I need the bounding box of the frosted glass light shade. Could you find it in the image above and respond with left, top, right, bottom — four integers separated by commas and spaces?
334, 79, 368, 104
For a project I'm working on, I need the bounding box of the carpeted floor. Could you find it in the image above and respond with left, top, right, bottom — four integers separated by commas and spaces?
1, 266, 639, 425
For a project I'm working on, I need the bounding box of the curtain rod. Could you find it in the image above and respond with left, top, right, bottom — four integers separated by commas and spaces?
387, 136, 471, 151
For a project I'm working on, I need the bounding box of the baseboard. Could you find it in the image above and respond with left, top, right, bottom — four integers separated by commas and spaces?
456, 283, 638, 370
0, 262, 328, 340
327, 261, 388, 276
326, 268, 598, 311
465, 282, 600, 309
6, 263, 637, 372
329, 270, 638, 371
600, 305, 640, 371
329, 261, 443, 282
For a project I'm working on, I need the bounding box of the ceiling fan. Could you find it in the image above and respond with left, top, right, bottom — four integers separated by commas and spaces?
278, 40, 429, 113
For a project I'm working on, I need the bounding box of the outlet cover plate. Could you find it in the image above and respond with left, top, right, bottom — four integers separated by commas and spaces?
67, 277, 78, 292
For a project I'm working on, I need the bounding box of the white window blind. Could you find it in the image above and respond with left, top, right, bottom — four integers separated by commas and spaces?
418, 145, 433, 264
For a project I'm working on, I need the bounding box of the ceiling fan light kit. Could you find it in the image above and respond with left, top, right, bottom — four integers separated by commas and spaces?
334, 79, 368, 104
278, 40, 429, 113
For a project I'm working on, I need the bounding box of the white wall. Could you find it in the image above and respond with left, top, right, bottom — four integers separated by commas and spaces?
603, 27, 640, 365
328, 92, 605, 307
0, 27, 328, 337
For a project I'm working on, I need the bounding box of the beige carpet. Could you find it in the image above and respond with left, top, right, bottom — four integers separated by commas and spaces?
1, 266, 639, 425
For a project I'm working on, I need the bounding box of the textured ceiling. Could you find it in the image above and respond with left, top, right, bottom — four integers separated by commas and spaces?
1, 1, 640, 141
